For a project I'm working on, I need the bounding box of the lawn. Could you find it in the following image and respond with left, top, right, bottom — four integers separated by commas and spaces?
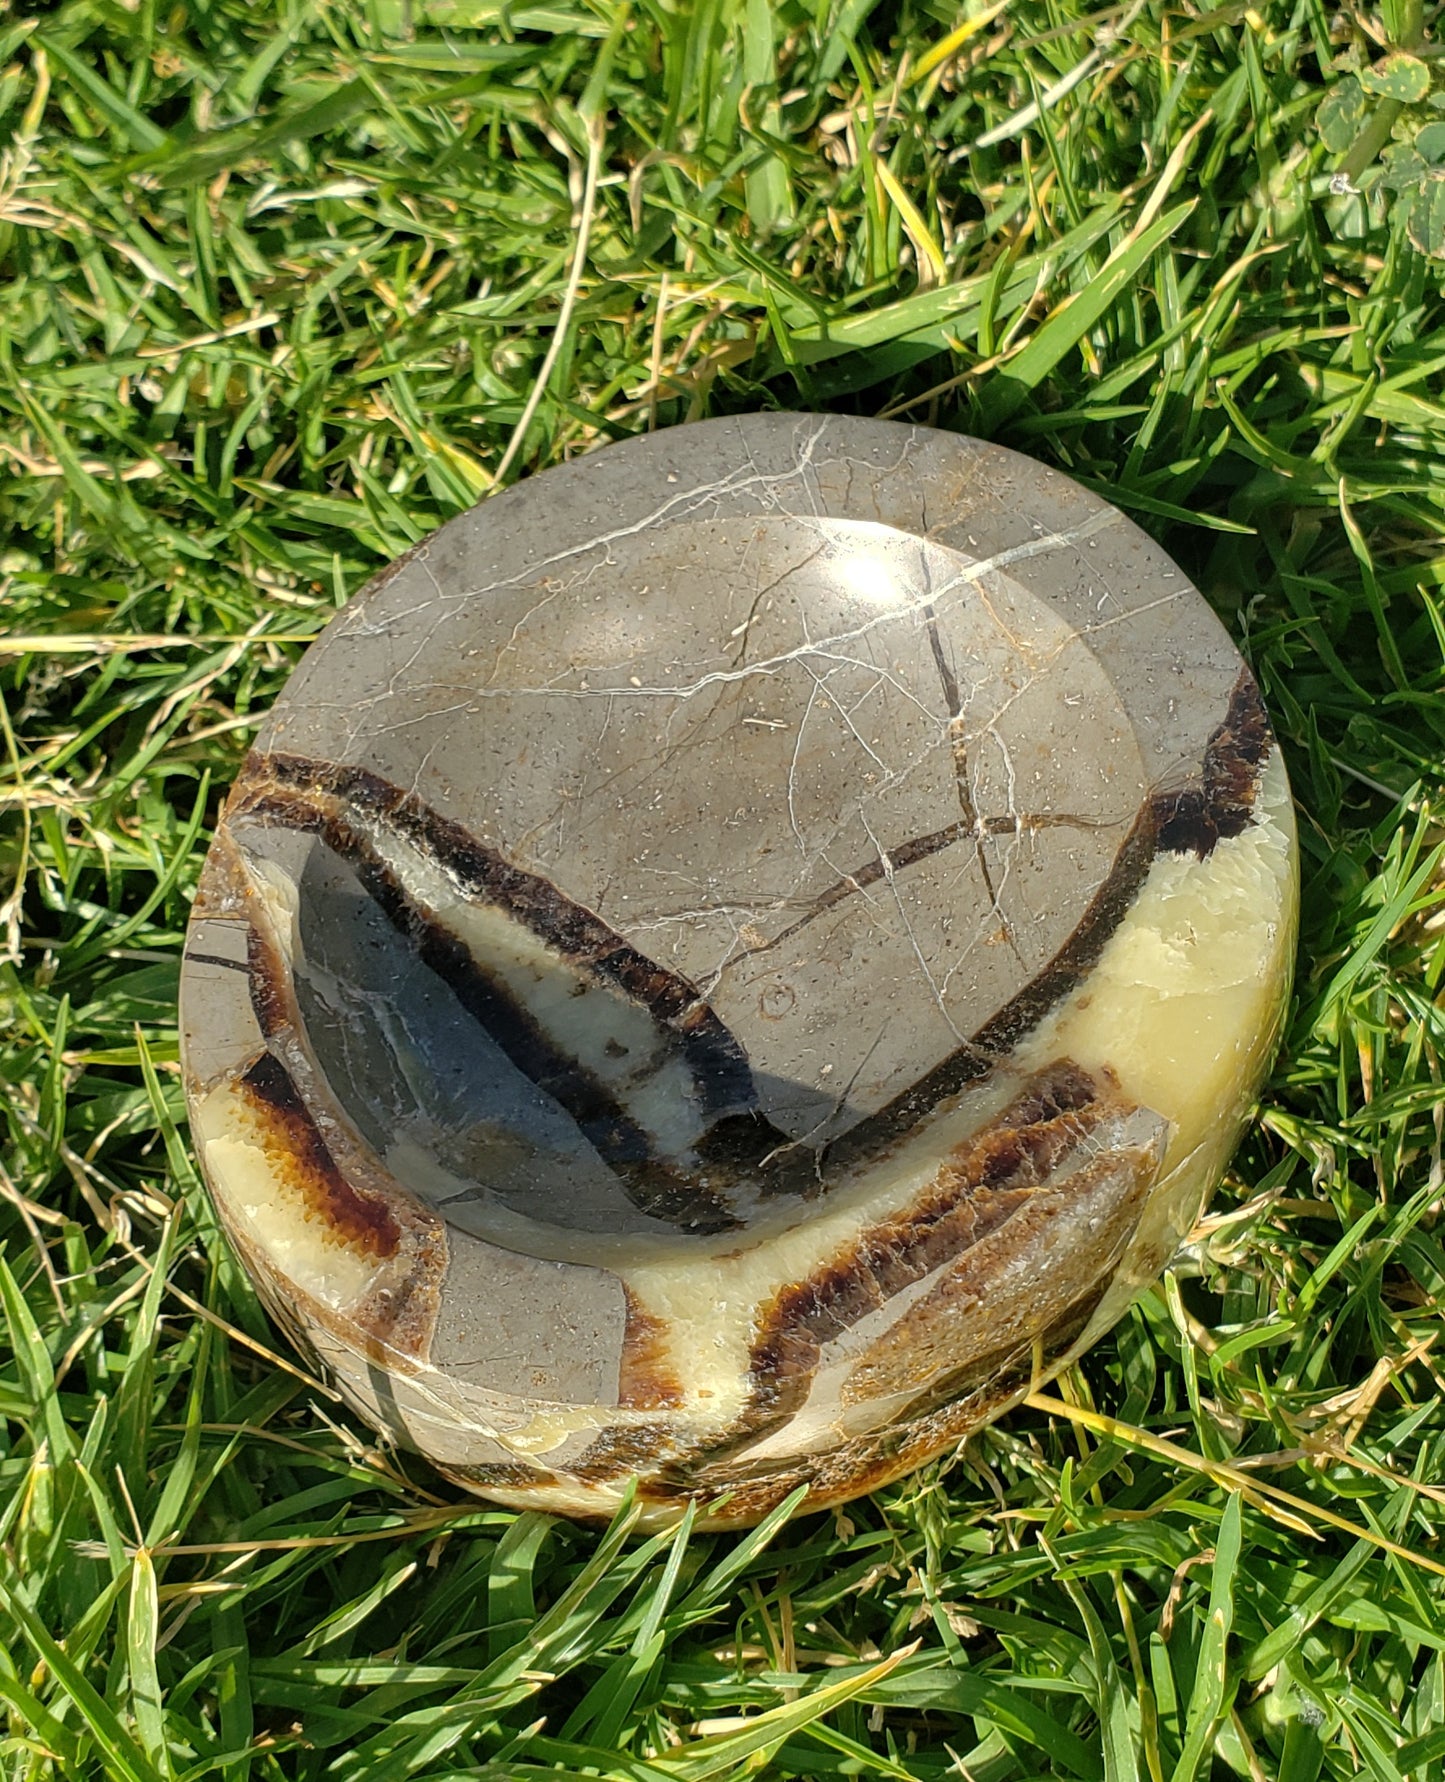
3, 0, 1445, 1776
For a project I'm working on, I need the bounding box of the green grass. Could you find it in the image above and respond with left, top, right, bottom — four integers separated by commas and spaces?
3, 0, 1445, 1776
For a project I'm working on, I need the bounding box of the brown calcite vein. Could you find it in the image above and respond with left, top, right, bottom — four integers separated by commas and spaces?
180, 414, 1298, 1528
186, 829, 450, 1374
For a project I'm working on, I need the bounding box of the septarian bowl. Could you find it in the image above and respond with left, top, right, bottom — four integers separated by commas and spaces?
180, 414, 1297, 1529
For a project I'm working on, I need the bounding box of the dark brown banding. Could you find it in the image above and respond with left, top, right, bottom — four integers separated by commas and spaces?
604, 1163, 740, 1234
333, 816, 742, 1232
693, 1112, 824, 1198
258, 754, 760, 1120
752, 1060, 1107, 1370
441, 1460, 566, 1493
238, 1051, 400, 1259
341, 835, 661, 1171
185, 950, 250, 974
230, 761, 749, 1234
890, 1282, 1107, 1427
246, 920, 293, 1041
618, 1290, 687, 1409
1154, 667, 1271, 858
840, 1144, 1153, 1408
569, 1421, 679, 1481
242, 752, 763, 1124
675, 1062, 1125, 1458
174, 413, 1301, 1535
742, 1174, 1036, 1422
721, 670, 1273, 1170
643, 1280, 1110, 1513
969, 809, 1160, 1059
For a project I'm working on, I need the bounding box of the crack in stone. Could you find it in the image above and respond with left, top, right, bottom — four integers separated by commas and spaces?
336, 507, 1125, 708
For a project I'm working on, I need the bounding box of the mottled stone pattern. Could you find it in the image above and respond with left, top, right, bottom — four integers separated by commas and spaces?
180, 414, 1299, 1528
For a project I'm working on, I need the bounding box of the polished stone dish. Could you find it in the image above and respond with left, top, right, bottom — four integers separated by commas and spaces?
180, 414, 1297, 1528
